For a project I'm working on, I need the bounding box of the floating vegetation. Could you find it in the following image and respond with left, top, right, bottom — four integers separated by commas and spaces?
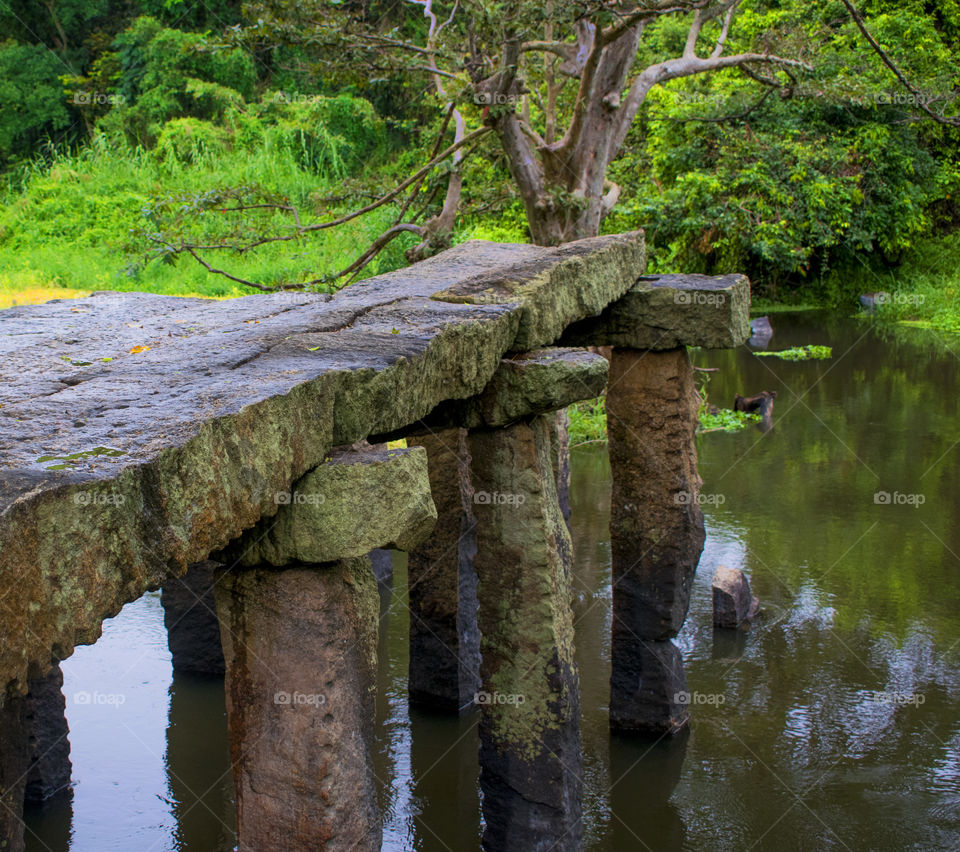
698, 408, 761, 433
756, 345, 832, 361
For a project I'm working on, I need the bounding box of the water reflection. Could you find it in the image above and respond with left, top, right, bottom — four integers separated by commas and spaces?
165, 673, 234, 851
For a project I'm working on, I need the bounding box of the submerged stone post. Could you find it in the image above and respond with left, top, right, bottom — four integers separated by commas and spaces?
212, 445, 437, 851
0, 692, 27, 852
562, 273, 750, 734
161, 560, 225, 676
468, 414, 583, 851
216, 557, 381, 852
0, 662, 73, 852
406, 429, 480, 711
23, 663, 72, 804
607, 347, 704, 733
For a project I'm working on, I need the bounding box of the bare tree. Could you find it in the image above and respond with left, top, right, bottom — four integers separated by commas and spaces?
156, 0, 810, 288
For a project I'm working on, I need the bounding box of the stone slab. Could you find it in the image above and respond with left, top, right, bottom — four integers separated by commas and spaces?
385, 347, 608, 436
561, 273, 750, 350
215, 446, 436, 567
0, 233, 645, 701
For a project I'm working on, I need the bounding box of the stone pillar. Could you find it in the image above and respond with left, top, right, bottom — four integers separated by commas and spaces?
161, 560, 225, 676
406, 429, 480, 711
23, 663, 72, 804
606, 347, 705, 734
215, 557, 381, 852
468, 415, 582, 851
0, 693, 27, 852
548, 409, 572, 525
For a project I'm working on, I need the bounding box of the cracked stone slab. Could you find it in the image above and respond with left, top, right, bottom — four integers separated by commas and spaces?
560, 273, 750, 350
0, 233, 646, 701
432, 232, 645, 350
215, 446, 436, 567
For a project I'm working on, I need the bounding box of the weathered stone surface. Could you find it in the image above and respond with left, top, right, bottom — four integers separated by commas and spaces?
468, 415, 582, 851
215, 556, 380, 852
23, 663, 72, 804
0, 233, 645, 701
561, 273, 750, 350
393, 348, 608, 435
548, 409, 572, 525
433, 232, 645, 351
607, 347, 705, 734
161, 561, 225, 676
712, 565, 760, 629
0, 693, 27, 852
607, 348, 706, 641
406, 430, 481, 711
216, 446, 436, 568
610, 639, 689, 735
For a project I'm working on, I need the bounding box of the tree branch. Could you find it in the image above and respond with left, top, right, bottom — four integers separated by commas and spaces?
840, 0, 960, 126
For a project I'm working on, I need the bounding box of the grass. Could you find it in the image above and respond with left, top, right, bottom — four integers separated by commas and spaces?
568, 393, 760, 445
0, 132, 414, 308
568, 397, 607, 446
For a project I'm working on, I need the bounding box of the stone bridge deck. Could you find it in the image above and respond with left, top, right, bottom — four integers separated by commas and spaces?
0, 232, 749, 851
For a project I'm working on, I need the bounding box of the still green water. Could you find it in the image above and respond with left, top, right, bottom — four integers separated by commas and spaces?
25, 312, 960, 851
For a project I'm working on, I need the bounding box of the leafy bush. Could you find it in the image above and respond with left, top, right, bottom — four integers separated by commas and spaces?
102, 17, 256, 145
0, 42, 72, 164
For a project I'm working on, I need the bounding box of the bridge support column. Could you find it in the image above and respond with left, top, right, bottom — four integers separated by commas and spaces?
406, 429, 480, 711
0, 693, 27, 852
468, 414, 582, 851
23, 663, 72, 805
215, 557, 381, 852
161, 561, 225, 676
0, 662, 73, 852
606, 347, 705, 734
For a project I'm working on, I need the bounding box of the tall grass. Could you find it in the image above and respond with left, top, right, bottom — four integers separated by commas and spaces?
0, 132, 414, 304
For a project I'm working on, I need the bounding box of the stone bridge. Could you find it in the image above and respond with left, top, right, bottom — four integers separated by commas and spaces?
0, 232, 749, 851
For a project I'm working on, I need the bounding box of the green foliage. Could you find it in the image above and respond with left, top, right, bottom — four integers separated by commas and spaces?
852, 232, 960, 333
698, 407, 761, 432
0, 131, 409, 301
756, 345, 833, 360
103, 17, 256, 145
0, 42, 72, 165
694, 360, 761, 431
568, 397, 607, 446
253, 93, 388, 178
607, 0, 960, 298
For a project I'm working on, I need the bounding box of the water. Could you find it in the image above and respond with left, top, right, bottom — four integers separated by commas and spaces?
24, 311, 960, 850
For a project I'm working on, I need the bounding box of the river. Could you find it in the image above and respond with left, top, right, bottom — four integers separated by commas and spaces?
24, 311, 960, 851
